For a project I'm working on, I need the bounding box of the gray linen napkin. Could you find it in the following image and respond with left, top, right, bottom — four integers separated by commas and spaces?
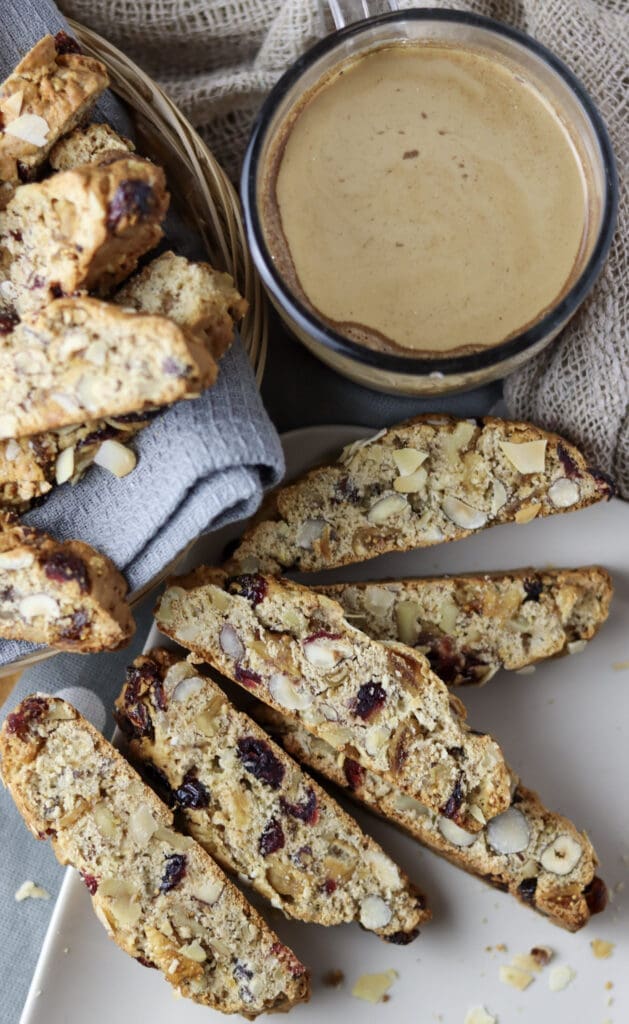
0, 0, 285, 667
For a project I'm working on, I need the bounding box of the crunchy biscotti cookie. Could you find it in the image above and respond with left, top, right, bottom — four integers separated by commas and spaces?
262, 711, 608, 932
116, 251, 248, 360
227, 416, 615, 575
115, 648, 429, 942
0, 696, 309, 1017
49, 121, 134, 171
0, 297, 217, 440
0, 515, 133, 651
0, 153, 168, 316
0, 33, 108, 199
317, 567, 613, 685
155, 569, 512, 832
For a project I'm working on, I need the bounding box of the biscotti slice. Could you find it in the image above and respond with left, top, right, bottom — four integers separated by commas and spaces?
0, 515, 134, 651
49, 121, 134, 171
317, 567, 613, 685
262, 711, 608, 933
0, 696, 309, 1016
115, 648, 429, 942
155, 569, 512, 832
116, 251, 248, 360
0, 297, 217, 440
0, 153, 168, 316
226, 416, 615, 575
0, 33, 108, 201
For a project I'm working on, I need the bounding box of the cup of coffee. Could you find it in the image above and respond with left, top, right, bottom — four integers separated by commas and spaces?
242, 8, 617, 395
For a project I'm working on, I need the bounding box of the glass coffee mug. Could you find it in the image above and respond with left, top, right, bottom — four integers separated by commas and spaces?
241, 4, 617, 396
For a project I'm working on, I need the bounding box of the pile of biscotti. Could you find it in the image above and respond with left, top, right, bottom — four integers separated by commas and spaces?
2, 414, 616, 1016
0, 33, 248, 655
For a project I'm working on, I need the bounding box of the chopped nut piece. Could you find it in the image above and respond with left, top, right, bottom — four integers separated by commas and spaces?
548, 964, 575, 992
14, 880, 51, 901
351, 968, 397, 1004
442, 494, 487, 529
590, 939, 614, 960
367, 493, 409, 524
540, 834, 583, 875
464, 1008, 497, 1024
93, 439, 137, 478
514, 503, 540, 524
499, 439, 547, 474
322, 969, 345, 988
392, 447, 428, 475
548, 478, 580, 508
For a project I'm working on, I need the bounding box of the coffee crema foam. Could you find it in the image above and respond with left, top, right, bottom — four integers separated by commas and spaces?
262, 43, 590, 356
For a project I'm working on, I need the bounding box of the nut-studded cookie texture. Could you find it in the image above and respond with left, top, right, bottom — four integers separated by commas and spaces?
0, 514, 134, 651
115, 648, 429, 942
262, 710, 608, 933
0, 696, 310, 1017
0, 34, 108, 196
0, 297, 217, 440
49, 121, 134, 171
155, 569, 512, 833
116, 251, 248, 360
317, 567, 613, 685
226, 416, 614, 575
0, 153, 168, 316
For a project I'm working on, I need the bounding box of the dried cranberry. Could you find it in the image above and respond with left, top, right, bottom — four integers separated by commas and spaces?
116, 699, 153, 741
44, 552, 89, 593
124, 660, 167, 712
136, 956, 156, 969
304, 628, 343, 645
269, 942, 307, 978
343, 757, 365, 791
234, 664, 261, 689
226, 573, 268, 606
322, 878, 337, 895
280, 787, 319, 825
161, 356, 187, 377
6, 696, 49, 741
354, 681, 386, 720
440, 774, 464, 821
107, 180, 154, 230
523, 578, 543, 602
237, 736, 285, 789
424, 635, 461, 683
0, 586, 16, 603
50, 282, 63, 299
54, 30, 82, 54
385, 928, 419, 945
517, 876, 538, 904
140, 761, 174, 805
332, 475, 360, 504
16, 163, 32, 183
447, 746, 464, 759
584, 876, 608, 915
557, 443, 580, 479
0, 312, 18, 334
59, 609, 90, 641
80, 871, 98, 895
589, 468, 615, 500
233, 961, 253, 982
159, 853, 187, 892
259, 818, 285, 856
174, 770, 210, 809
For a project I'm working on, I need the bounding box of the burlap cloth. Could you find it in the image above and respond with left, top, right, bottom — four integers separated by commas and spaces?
60, 0, 628, 497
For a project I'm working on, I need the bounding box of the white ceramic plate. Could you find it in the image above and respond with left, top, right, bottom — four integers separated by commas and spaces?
21, 426, 629, 1024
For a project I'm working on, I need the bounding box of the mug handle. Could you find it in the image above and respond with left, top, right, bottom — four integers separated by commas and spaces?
326, 0, 399, 30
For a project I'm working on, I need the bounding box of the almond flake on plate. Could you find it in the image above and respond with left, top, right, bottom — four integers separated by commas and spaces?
548, 964, 576, 992
464, 1007, 497, 1024
15, 880, 51, 902
351, 968, 397, 1004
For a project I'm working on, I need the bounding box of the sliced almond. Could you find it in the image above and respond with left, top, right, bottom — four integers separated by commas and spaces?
4, 112, 49, 147
363, 586, 396, 616
499, 439, 547, 474
393, 467, 427, 493
19, 594, 60, 620
171, 674, 205, 703
514, 503, 540, 524
0, 550, 34, 570
351, 968, 397, 1004
128, 804, 159, 846
295, 517, 328, 550
395, 600, 420, 645
219, 623, 245, 660
500, 964, 534, 991
438, 816, 477, 847
1, 91, 23, 121
179, 940, 207, 963
55, 446, 75, 485
367, 493, 409, 524
268, 673, 313, 711
94, 440, 137, 478
392, 447, 428, 475
491, 478, 508, 514
442, 494, 487, 530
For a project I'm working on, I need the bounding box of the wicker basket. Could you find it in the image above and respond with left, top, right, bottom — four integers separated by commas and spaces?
0, 22, 268, 679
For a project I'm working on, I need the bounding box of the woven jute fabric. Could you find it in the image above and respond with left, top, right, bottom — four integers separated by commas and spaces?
60, 0, 628, 496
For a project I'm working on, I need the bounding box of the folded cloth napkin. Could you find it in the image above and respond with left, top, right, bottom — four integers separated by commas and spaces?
0, 0, 285, 667
60, 0, 628, 498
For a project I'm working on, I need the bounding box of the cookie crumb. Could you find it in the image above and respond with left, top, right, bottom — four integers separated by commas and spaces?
464, 1007, 497, 1024
548, 965, 575, 992
322, 969, 345, 988
530, 946, 553, 968
612, 660, 629, 670
590, 939, 614, 959
352, 968, 397, 1004
14, 880, 50, 902
499, 964, 533, 991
